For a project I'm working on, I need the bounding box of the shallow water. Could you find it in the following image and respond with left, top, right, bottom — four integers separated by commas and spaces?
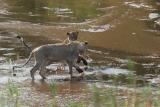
0, 0, 160, 106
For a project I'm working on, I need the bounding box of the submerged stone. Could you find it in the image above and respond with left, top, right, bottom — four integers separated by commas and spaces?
84, 68, 132, 80
100, 68, 130, 75
155, 18, 160, 26
149, 13, 160, 20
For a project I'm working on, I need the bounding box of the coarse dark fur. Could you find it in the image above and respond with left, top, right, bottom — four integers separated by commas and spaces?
13, 41, 88, 80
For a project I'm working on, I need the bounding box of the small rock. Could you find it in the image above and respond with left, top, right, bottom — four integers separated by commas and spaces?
149, 13, 160, 20
13, 73, 16, 76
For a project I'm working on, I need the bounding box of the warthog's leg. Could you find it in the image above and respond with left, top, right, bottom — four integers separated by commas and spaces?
39, 60, 47, 79
67, 61, 73, 78
77, 56, 88, 65
73, 64, 83, 73
30, 62, 41, 80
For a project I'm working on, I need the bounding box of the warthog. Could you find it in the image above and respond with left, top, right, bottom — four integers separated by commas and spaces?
13, 41, 88, 80
16, 31, 88, 66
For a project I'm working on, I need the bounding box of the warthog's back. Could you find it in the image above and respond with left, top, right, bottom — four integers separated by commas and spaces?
33, 43, 79, 61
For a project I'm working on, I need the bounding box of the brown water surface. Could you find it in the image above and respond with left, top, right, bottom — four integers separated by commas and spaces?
0, 0, 160, 106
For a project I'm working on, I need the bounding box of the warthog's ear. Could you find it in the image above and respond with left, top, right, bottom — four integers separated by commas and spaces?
16, 35, 24, 41
84, 41, 88, 45
16, 35, 21, 39
67, 32, 70, 35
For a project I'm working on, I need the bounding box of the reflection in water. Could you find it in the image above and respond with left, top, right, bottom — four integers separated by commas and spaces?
4, 0, 105, 23
31, 80, 87, 94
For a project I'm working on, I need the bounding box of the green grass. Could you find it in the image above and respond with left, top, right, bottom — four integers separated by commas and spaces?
0, 80, 160, 107
6, 79, 19, 97
48, 81, 57, 107
49, 81, 57, 96
90, 85, 117, 107
0, 79, 21, 107
67, 101, 84, 107
0, 57, 160, 107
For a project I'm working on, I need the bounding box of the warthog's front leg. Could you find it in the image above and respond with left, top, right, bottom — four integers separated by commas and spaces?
67, 61, 73, 78
73, 64, 83, 73
77, 55, 88, 65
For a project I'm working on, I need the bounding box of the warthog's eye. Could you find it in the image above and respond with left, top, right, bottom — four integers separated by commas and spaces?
16, 35, 21, 39
67, 32, 71, 35
84, 41, 88, 45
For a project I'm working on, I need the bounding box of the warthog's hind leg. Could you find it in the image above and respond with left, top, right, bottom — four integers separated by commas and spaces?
39, 61, 48, 80
30, 62, 41, 80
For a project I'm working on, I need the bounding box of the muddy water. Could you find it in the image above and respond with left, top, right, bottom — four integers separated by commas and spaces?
0, 0, 160, 106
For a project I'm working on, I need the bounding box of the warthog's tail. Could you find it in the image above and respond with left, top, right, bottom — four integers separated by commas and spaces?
13, 51, 33, 71
16, 35, 32, 52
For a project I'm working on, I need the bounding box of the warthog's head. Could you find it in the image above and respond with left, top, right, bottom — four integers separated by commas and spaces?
77, 41, 88, 55
67, 31, 79, 41
68, 41, 88, 55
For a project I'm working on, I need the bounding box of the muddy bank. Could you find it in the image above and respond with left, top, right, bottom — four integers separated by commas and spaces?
0, 0, 160, 54
0, 18, 160, 55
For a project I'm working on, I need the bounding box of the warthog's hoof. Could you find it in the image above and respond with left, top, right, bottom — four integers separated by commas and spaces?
76, 68, 83, 73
